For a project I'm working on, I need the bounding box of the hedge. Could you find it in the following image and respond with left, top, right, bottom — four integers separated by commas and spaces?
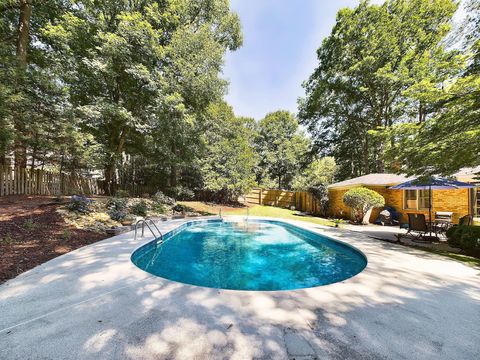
446, 225, 480, 257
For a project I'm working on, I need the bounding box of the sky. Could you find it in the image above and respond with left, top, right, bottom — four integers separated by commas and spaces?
222, 0, 466, 120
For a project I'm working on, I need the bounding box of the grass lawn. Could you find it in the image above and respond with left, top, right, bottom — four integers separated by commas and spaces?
178, 201, 335, 227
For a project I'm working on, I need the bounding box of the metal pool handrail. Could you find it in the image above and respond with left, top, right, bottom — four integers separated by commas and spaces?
134, 219, 163, 242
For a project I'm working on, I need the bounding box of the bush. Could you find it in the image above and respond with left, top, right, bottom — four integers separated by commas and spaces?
166, 186, 195, 201
152, 191, 175, 206
308, 184, 329, 216
114, 189, 130, 198
343, 187, 385, 224
107, 197, 128, 221
446, 226, 461, 248
67, 195, 93, 214
447, 225, 480, 256
172, 204, 189, 213
130, 200, 148, 217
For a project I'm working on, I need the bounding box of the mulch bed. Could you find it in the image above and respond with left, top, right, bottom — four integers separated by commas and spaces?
0, 195, 107, 284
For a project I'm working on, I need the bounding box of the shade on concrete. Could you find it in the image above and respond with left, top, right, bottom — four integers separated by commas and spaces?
0, 217, 479, 359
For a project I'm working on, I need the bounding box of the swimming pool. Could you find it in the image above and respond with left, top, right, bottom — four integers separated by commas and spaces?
131, 219, 367, 291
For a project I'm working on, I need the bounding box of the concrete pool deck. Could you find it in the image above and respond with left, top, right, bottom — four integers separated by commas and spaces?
0, 216, 479, 359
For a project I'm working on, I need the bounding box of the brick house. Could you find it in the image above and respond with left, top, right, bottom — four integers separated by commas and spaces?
327, 169, 480, 224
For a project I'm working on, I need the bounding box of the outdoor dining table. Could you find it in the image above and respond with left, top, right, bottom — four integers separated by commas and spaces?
427, 220, 452, 237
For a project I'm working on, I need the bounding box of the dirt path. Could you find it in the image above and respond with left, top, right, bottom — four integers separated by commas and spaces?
0, 196, 107, 283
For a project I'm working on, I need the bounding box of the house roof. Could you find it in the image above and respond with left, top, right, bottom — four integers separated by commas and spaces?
328, 167, 480, 189
454, 166, 480, 183
328, 173, 412, 189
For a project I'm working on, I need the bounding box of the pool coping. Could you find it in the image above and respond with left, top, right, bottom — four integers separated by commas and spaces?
1, 215, 479, 359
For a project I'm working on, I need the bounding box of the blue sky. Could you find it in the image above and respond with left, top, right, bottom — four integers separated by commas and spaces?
222, 0, 383, 120
222, 0, 465, 120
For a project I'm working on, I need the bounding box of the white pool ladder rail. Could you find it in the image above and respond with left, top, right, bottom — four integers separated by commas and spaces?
134, 219, 163, 242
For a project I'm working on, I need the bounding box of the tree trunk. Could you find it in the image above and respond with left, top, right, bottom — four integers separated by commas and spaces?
169, 143, 177, 188
14, 0, 32, 168
104, 160, 116, 195
103, 127, 128, 195
16, 1, 31, 69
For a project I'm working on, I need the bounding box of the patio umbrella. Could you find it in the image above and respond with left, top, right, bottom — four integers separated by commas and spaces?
390, 176, 475, 237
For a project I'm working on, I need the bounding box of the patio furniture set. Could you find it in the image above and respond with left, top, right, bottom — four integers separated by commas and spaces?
389, 176, 475, 243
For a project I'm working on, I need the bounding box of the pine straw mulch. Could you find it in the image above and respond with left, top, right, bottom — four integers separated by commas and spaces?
0, 195, 107, 284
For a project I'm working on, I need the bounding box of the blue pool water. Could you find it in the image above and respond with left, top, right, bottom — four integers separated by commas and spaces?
131, 220, 366, 291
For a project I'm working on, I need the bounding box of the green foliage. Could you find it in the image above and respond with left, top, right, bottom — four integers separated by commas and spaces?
67, 195, 93, 214
343, 187, 385, 224
447, 225, 480, 256
62, 229, 72, 240
256, 111, 309, 189
300, 0, 462, 179
292, 157, 337, 190
1, 233, 15, 245
380, 73, 480, 176
172, 204, 189, 213
200, 103, 258, 202
22, 218, 39, 231
115, 190, 130, 198
152, 191, 175, 206
166, 186, 195, 201
0, 0, 243, 197
107, 197, 128, 221
130, 200, 148, 217
291, 157, 336, 216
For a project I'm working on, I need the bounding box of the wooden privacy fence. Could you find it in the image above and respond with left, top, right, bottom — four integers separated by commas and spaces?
0, 166, 103, 196
245, 188, 323, 214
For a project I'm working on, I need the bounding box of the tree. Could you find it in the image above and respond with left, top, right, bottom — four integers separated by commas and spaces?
292, 157, 337, 190
256, 111, 310, 189
292, 157, 337, 216
0, 0, 72, 167
343, 187, 385, 224
200, 103, 257, 202
299, 0, 459, 180
43, 0, 242, 194
377, 0, 480, 176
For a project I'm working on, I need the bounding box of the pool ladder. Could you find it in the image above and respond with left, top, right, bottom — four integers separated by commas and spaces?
134, 219, 163, 242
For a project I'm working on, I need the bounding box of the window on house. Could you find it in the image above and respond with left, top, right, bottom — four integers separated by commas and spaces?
403, 189, 431, 210
404, 190, 417, 209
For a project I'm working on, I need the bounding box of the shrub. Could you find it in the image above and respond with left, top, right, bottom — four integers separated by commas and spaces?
166, 186, 195, 201
67, 195, 93, 214
308, 184, 329, 216
172, 204, 188, 213
343, 187, 385, 224
446, 226, 461, 248
114, 189, 130, 198
130, 200, 148, 217
447, 225, 480, 256
107, 197, 128, 222
152, 191, 175, 206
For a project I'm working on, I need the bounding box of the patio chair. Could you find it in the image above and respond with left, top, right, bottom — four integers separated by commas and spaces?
458, 215, 473, 226
397, 213, 436, 242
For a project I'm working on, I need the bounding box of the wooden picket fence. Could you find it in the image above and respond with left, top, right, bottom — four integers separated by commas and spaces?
0, 166, 103, 196
245, 188, 323, 214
